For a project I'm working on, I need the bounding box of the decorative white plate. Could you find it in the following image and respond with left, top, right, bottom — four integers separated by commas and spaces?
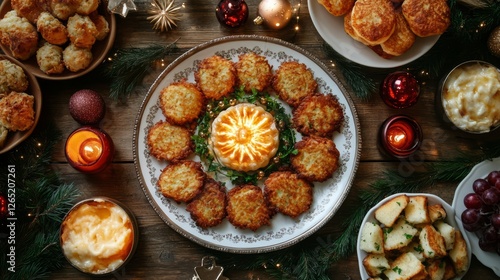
452, 157, 500, 277
133, 35, 361, 253
358, 193, 472, 279
308, 0, 440, 68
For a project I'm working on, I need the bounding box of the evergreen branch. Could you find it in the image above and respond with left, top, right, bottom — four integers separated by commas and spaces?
100, 41, 178, 100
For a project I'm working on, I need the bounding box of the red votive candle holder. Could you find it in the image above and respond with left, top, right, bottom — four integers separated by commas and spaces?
65, 126, 114, 173
380, 71, 420, 108
379, 115, 422, 158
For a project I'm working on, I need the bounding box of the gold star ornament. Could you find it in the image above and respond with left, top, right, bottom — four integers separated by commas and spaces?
147, 0, 182, 32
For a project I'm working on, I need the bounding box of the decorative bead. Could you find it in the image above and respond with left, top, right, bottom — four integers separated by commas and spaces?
218, 101, 225, 108
216, 0, 249, 28
273, 156, 280, 164
206, 104, 213, 111
257, 170, 265, 179
260, 97, 267, 104
229, 99, 237, 106
278, 120, 285, 129
209, 111, 215, 118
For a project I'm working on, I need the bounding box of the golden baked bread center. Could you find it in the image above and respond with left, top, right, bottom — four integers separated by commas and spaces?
210, 103, 279, 172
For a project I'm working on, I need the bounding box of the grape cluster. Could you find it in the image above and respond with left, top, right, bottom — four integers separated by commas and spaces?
461, 170, 500, 254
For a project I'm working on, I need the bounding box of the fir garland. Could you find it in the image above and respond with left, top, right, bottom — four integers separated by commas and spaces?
0, 124, 80, 280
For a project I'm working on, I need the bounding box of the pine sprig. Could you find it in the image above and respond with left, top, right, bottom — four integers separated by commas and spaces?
100, 42, 178, 100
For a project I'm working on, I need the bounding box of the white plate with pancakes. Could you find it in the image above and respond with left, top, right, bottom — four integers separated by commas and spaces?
133, 35, 361, 253
308, 0, 440, 68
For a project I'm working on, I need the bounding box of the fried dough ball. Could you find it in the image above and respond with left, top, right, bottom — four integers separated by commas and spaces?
89, 12, 109, 41
157, 160, 206, 203
0, 92, 35, 132
380, 11, 416, 56
226, 184, 271, 231
195, 55, 236, 100
159, 81, 205, 125
272, 61, 317, 107
0, 59, 28, 94
36, 12, 68, 45
76, 0, 100, 15
264, 171, 313, 218
235, 52, 273, 92
290, 136, 340, 182
0, 11, 39, 61
67, 14, 98, 49
351, 0, 396, 45
11, 0, 45, 24
49, 0, 79, 20
293, 93, 344, 138
186, 178, 227, 228
147, 120, 194, 162
402, 0, 450, 37
37, 42, 65, 74
62, 44, 92, 72
317, 0, 354, 16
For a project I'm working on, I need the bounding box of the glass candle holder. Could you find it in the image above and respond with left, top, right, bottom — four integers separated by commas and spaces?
380, 71, 420, 108
379, 115, 422, 158
65, 126, 114, 173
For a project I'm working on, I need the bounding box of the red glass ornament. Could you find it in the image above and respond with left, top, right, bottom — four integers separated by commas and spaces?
65, 126, 114, 173
0, 194, 7, 221
216, 0, 248, 28
380, 71, 420, 108
379, 115, 422, 158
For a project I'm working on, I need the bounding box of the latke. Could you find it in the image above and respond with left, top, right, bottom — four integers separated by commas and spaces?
186, 178, 227, 228
290, 136, 340, 182
351, 0, 396, 45
272, 61, 317, 107
235, 52, 273, 92
0, 91, 35, 132
0, 10, 39, 60
293, 93, 344, 138
343, 10, 370, 45
147, 120, 194, 162
0, 59, 28, 94
157, 160, 206, 203
37, 11, 68, 46
402, 0, 450, 37
159, 81, 205, 125
195, 55, 236, 100
264, 171, 313, 218
226, 184, 271, 231
380, 11, 416, 56
317, 0, 354, 17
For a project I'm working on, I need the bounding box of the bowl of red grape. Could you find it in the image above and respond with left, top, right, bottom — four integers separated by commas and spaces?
452, 156, 500, 277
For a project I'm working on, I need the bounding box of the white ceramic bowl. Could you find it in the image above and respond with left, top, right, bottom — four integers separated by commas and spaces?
357, 193, 472, 279
452, 157, 500, 277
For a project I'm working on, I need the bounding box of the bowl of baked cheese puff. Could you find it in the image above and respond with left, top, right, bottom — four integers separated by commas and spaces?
0, 0, 116, 80
0, 55, 41, 154
357, 193, 471, 280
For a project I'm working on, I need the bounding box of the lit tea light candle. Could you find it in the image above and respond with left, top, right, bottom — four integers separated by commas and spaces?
65, 126, 114, 173
379, 115, 422, 158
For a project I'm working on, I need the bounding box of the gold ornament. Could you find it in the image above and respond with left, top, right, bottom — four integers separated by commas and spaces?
254, 0, 293, 30
488, 26, 500, 58
147, 0, 182, 32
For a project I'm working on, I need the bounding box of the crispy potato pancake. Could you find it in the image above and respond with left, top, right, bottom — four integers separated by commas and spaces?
235, 52, 273, 92
226, 184, 271, 231
291, 136, 340, 182
272, 61, 317, 107
343, 10, 370, 45
195, 55, 236, 100
0, 91, 35, 131
147, 120, 194, 162
402, 0, 450, 37
157, 160, 206, 203
293, 93, 344, 138
380, 11, 416, 56
264, 171, 313, 218
351, 0, 396, 45
317, 0, 354, 17
159, 80, 205, 126
186, 178, 227, 228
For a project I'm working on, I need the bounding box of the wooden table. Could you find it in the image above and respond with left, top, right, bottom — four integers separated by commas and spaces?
12, 0, 499, 279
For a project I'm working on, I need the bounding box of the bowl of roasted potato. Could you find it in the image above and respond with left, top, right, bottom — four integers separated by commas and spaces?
0, 0, 116, 80
357, 193, 471, 280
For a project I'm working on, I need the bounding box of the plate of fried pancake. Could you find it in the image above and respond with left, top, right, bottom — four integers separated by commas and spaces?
133, 35, 361, 253
309, 0, 449, 68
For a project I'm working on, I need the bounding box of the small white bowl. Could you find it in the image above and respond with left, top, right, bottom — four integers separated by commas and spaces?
452, 157, 500, 277
357, 193, 472, 279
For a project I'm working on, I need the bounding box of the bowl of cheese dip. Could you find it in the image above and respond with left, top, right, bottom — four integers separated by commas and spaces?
60, 197, 138, 275
439, 60, 500, 134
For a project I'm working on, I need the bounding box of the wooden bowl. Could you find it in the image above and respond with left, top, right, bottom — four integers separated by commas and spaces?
0, 0, 116, 80
0, 55, 42, 154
